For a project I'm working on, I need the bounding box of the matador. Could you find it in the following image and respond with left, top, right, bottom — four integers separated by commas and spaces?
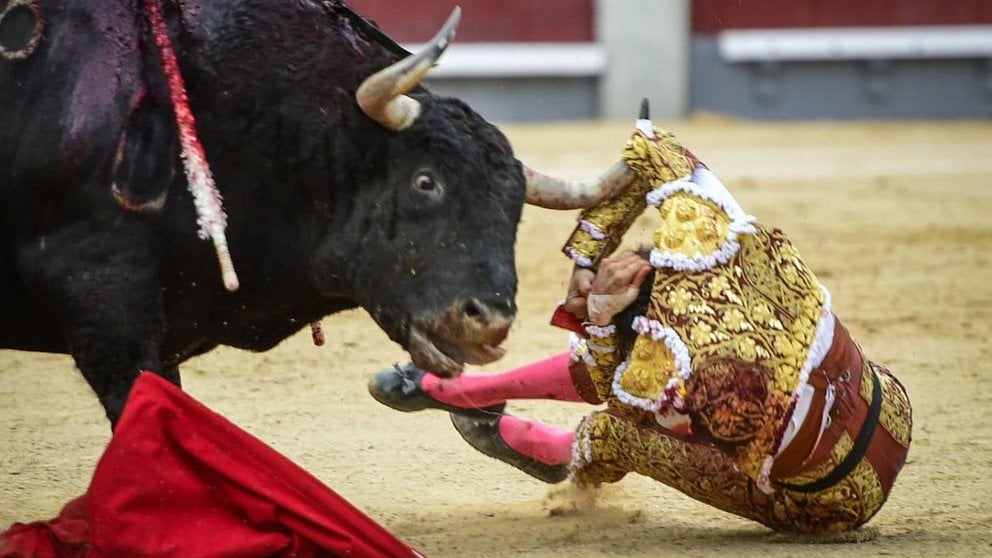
370, 110, 913, 534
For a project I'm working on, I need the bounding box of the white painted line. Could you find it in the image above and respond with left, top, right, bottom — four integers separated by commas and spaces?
719, 25, 992, 62
405, 42, 606, 78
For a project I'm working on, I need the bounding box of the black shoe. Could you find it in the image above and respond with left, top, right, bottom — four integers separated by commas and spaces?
450, 413, 569, 484
368, 362, 505, 420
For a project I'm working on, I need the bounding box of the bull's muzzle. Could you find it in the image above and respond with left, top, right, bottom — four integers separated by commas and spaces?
407, 297, 513, 377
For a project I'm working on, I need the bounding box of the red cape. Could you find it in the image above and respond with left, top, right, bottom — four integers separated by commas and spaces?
2, 372, 422, 558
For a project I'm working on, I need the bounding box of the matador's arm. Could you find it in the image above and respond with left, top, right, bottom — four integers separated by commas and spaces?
562, 127, 701, 269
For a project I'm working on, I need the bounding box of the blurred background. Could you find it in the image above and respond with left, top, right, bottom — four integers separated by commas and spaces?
350, 0, 992, 122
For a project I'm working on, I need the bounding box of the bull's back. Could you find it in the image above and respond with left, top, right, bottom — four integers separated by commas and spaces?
1, 1, 144, 225
1, 1, 147, 352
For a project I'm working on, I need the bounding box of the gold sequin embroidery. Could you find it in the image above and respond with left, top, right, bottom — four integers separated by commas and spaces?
573, 412, 885, 533
873, 363, 913, 448
617, 336, 678, 403
655, 193, 732, 259
624, 227, 824, 479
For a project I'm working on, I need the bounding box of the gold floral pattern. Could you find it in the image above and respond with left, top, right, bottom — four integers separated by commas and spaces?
564, 175, 652, 267
638, 227, 824, 480
581, 332, 623, 403
570, 124, 828, 482
568, 123, 910, 534
873, 363, 913, 448
622, 129, 696, 185
584, 230, 824, 481
574, 412, 887, 533
654, 193, 732, 258
563, 128, 695, 268
618, 337, 678, 401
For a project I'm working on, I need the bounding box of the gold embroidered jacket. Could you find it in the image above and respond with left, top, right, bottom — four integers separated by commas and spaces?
566, 127, 835, 487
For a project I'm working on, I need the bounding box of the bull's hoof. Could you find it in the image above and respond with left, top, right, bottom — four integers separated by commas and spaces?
450, 413, 569, 484
368, 362, 505, 420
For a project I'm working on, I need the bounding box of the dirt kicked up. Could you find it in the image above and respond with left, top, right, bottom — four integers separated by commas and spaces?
3, 118, 991, 557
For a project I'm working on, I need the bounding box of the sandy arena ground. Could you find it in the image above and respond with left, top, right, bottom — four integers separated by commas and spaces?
2, 118, 992, 557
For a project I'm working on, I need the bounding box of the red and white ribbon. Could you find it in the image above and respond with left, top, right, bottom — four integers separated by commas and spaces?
143, 0, 239, 291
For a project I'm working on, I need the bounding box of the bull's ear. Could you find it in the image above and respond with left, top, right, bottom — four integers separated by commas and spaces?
111, 100, 177, 213
356, 7, 461, 131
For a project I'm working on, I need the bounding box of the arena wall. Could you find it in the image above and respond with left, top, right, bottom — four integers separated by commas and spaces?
349, 1, 992, 120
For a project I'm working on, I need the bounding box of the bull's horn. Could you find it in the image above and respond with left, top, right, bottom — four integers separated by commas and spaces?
356, 7, 461, 131
523, 160, 634, 210
524, 98, 653, 209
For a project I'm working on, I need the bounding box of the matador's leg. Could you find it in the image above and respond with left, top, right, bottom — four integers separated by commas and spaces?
575, 405, 901, 534
450, 413, 573, 484
572, 411, 780, 528
423, 352, 591, 406
370, 352, 600, 418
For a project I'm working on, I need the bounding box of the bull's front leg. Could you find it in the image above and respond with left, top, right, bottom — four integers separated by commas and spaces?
22, 220, 175, 428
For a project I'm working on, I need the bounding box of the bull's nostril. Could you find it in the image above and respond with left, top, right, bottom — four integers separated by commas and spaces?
463, 298, 486, 322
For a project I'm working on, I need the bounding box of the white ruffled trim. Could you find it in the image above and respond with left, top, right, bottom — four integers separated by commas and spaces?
579, 219, 606, 240
568, 333, 597, 367
645, 167, 758, 273
794, 286, 836, 394
610, 360, 647, 410
568, 333, 585, 362
644, 175, 693, 207
585, 340, 615, 354
757, 456, 775, 494
635, 118, 655, 139
565, 247, 593, 269
585, 323, 616, 338
645, 168, 748, 219
631, 317, 693, 381
649, 237, 744, 273
769, 286, 837, 465
582, 352, 596, 367
610, 316, 693, 413
571, 415, 594, 468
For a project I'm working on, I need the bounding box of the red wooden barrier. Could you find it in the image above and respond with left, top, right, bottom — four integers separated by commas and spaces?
693, 0, 992, 33
348, 0, 594, 42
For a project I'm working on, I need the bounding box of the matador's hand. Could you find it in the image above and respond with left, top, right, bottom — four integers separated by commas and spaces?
587, 251, 652, 326
563, 266, 595, 319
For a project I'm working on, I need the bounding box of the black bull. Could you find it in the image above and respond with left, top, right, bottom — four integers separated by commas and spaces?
0, 0, 632, 426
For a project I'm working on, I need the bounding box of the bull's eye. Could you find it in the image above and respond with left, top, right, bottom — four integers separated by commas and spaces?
414, 172, 437, 192
410, 169, 444, 204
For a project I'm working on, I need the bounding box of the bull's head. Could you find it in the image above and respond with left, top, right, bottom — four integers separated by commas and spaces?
313, 8, 633, 377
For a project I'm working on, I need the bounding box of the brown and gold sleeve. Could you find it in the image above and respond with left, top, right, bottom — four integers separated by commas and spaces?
562, 128, 698, 269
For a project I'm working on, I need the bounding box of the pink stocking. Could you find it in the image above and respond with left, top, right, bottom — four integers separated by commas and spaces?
498, 416, 574, 466
421, 352, 582, 408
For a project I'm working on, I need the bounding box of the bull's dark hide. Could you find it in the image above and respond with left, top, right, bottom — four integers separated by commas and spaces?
0, 0, 526, 425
